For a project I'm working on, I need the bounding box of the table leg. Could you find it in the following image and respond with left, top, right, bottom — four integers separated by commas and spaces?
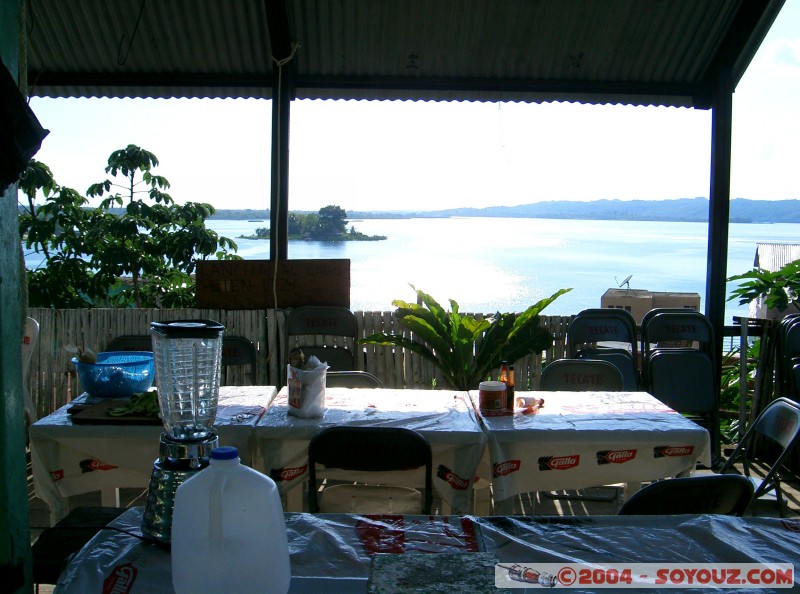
100, 487, 121, 508
623, 482, 641, 500
494, 497, 514, 515
472, 479, 492, 516
286, 486, 303, 512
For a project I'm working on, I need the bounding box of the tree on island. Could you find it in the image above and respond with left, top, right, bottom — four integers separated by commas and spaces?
316, 205, 348, 238
250, 205, 385, 241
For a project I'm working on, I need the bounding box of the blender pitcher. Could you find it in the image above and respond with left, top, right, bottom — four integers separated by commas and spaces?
151, 320, 225, 440
142, 319, 225, 543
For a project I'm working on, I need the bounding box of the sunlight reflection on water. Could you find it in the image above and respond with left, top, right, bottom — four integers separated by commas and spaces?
24, 217, 799, 319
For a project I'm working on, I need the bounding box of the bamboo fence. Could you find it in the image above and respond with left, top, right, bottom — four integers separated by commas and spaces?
25, 308, 573, 419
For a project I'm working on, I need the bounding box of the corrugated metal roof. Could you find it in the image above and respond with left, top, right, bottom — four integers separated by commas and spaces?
22, 0, 784, 107
755, 243, 800, 272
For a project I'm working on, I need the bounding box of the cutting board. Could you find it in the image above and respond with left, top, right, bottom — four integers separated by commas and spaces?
68, 400, 162, 425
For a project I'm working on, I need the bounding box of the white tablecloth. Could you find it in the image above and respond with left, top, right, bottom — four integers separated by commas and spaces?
30, 385, 276, 524
470, 391, 712, 504
56, 508, 800, 593
252, 387, 487, 514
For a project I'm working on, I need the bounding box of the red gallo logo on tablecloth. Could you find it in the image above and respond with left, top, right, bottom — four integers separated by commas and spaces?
538, 455, 580, 471
493, 460, 521, 477
437, 465, 470, 490
596, 449, 637, 465
49, 469, 64, 481
269, 464, 307, 482
79, 459, 118, 474
102, 562, 137, 594
653, 445, 695, 458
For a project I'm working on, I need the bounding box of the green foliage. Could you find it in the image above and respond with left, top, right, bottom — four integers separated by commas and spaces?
19, 145, 240, 308
718, 339, 759, 444
727, 261, 800, 312
316, 205, 347, 237
359, 285, 572, 390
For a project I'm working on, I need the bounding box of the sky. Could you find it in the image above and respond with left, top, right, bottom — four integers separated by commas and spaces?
26, 2, 800, 214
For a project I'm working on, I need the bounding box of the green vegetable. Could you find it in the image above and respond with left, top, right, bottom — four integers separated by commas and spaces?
107, 391, 160, 417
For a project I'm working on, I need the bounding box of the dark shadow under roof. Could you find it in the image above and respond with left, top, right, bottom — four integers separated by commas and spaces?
23, 0, 784, 109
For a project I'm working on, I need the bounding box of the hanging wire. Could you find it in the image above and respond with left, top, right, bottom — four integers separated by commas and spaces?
117, 0, 147, 66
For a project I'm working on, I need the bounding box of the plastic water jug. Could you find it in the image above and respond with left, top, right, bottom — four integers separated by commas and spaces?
171, 446, 291, 594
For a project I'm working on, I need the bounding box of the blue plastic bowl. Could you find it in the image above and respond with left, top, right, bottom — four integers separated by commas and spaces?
72, 351, 155, 398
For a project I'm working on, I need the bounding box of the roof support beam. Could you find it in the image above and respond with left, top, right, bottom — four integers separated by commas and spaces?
269, 61, 291, 261
265, 0, 293, 260
706, 66, 733, 463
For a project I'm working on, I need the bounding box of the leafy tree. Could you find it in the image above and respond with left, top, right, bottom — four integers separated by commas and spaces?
316, 205, 347, 238
19, 145, 240, 308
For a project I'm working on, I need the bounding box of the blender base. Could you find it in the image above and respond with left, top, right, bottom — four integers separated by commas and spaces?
142, 432, 219, 544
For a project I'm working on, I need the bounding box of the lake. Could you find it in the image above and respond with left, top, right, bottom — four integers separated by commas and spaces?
205, 217, 798, 320
22, 217, 799, 320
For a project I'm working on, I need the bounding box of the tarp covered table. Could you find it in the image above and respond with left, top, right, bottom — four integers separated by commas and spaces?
56, 507, 800, 593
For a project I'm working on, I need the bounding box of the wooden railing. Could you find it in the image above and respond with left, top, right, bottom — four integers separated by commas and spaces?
25, 308, 574, 420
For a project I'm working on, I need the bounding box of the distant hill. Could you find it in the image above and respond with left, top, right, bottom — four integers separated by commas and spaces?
418, 198, 800, 223
210, 198, 800, 224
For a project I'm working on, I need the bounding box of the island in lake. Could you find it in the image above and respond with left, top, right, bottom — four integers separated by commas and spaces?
239, 205, 386, 242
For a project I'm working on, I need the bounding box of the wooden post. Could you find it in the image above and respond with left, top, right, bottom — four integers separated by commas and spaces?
0, 1, 33, 591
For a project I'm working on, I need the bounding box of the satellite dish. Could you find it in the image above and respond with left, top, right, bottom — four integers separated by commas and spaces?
615, 274, 633, 290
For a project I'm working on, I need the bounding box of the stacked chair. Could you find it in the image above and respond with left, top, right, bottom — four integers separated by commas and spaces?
776, 314, 800, 400
641, 308, 720, 462
567, 308, 639, 390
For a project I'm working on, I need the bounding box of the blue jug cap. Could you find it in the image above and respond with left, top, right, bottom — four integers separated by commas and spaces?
211, 446, 239, 460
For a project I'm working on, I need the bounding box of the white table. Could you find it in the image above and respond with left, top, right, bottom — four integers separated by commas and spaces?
30, 385, 276, 524
470, 391, 712, 513
56, 508, 800, 593
252, 387, 487, 514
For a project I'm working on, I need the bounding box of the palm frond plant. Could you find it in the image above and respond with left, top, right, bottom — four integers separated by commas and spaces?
359, 285, 572, 390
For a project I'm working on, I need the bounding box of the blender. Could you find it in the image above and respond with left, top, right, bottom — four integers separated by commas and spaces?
142, 319, 225, 544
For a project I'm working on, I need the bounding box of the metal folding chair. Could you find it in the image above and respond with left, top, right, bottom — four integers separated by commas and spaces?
307, 426, 433, 514
568, 308, 639, 390
285, 306, 358, 381
641, 308, 720, 461
106, 334, 258, 385
326, 371, 384, 388
540, 358, 624, 392
540, 358, 624, 502
719, 397, 800, 515
619, 474, 754, 516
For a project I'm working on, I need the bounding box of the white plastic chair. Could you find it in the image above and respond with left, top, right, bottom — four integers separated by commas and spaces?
22, 316, 40, 422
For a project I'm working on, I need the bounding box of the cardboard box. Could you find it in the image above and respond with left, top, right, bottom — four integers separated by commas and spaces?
196, 259, 350, 309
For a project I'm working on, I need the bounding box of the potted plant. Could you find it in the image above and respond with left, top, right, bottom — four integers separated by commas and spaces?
359, 285, 571, 390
